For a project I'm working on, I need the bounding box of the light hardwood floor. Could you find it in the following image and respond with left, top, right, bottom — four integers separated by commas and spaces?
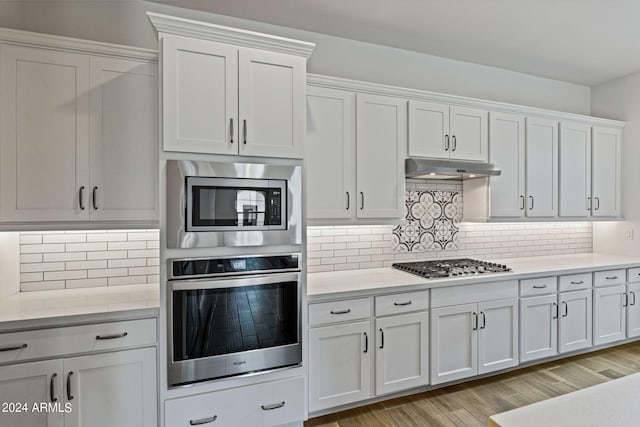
305, 341, 640, 427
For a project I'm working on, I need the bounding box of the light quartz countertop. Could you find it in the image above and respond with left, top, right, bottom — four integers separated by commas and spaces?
0, 283, 159, 331
307, 253, 640, 299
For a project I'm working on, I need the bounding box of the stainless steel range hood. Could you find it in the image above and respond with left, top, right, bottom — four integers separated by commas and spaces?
405, 158, 501, 180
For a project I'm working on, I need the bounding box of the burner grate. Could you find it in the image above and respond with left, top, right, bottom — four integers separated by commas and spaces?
392, 258, 511, 278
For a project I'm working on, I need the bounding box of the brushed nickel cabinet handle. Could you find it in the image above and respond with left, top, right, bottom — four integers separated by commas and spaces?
595, 196, 600, 211
552, 302, 558, 319
570, 281, 584, 285
360, 192, 364, 210
472, 312, 478, 331
631, 291, 637, 306
587, 196, 592, 211
50, 373, 57, 403
229, 118, 234, 143
0, 343, 27, 352
190, 415, 217, 425
606, 276, 619, 280
346, 192, 350, 210
529, 195, 534, 210
452, 135, 457, 151
95, 332, 128, 340
330, 309, 351, 315
562, 301, 568, 317
624, 293, 629, 307
480, 311, 486, 329
379, 328, 384, 349
261, 401, 285, 411
79, 186, 85, 210
92, 186, 98, 210
444, 134, 450, 151
363, 332, 368, 353
533, 285, 547, 289
66, 371, 73, 401
520, 195, 525, 210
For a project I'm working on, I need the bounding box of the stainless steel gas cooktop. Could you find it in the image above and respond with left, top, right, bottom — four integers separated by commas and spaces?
392, 258, 511, 278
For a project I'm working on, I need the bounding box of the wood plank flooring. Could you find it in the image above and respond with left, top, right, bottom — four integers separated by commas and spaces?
305, 341, 640, 427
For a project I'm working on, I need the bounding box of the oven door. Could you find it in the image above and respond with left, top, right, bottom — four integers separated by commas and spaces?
186, 177, 286, 232
168, 272, 301, 386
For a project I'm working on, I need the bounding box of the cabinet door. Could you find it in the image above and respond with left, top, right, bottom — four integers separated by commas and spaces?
0, 360, 63, 427
627, 283, 640, 338
525, 117, 558, 217
519, 295, 558, 362
559, 122, 591, 217
488, 112, 526, 218
64, 348, 157, 427
478, 299, 518, 374
162, 34, 237, 154
558, 289, 592, 353
89, 57, 158, 222
449, 106, 488, 161
306, 86, 355, 219
430, 303, 477, 385
0, 45, 90, 222
308, 321, 371, 412
355, 93, 406, 219
592, 126, 622, 217
375, 312, 429, 395
407, 100, 449, 159
239, 48, 305, 159
593, 285, 627, 345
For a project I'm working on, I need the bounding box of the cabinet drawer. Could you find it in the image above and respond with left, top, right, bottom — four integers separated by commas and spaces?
309, 298, 371, 326
628, 268, 640, 283
431, 280, 517, 308
0, 318, 156, 364
165, 376, 304, 427
559, 273, 592, 292
375, 290, 429, 316
594, 269, 625, 287
520, 277, 557, 296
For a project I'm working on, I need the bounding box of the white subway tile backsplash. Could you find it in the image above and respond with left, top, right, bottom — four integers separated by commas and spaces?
19, 229, 160, 291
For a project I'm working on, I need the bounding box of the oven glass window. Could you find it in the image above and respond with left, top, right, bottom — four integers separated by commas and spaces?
172, 281, 298, 361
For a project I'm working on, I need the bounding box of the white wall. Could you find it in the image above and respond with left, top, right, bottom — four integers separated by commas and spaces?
13, 0, 591, 114
591, 72, 640, 256
0, 1, 20, 29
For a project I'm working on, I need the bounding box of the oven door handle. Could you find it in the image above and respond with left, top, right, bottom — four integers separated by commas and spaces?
170, 272, 301, 291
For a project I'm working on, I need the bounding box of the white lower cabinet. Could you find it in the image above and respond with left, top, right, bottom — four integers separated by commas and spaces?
375, 312, 429, 395
431, 298, 518, 385
558, 290, 592, 353
0, 348, 156, 427
165, 377, 304, 427
308, 321, 372, 412
593, 284, 627, 345
0, 359, 63, 427
520, 294, 558, 362
627, 282, 640, 338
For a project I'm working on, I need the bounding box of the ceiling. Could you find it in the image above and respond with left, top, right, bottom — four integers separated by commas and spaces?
149, 0, 638, 86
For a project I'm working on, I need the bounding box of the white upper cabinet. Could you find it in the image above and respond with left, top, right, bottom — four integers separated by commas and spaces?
306, 87, 355, 219
592, 126, 622, 217
559, 122, 591, 217
488, 112, 526, 218
89, 57, 158, 222
0, 45, 90, 222
0, 36, 159, 225
408, 101, 487, 162
161, 34, 305, 158
238, 48, 305, 158
525, 117, 558, 217
161, 35, 238, 155
356, 93, 406, 219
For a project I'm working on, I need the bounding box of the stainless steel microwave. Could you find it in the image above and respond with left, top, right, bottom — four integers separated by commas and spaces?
166, 160, 301, 249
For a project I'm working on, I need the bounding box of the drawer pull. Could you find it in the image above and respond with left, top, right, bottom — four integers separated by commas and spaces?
393, 301, 412, 306
95, 332, 128, 340
330, 309, 351, 315
0, 343, 27, 352
232, 361, 246, 365
50, 373, 57, 403
261, 401, 285, 411
570, 280, 584, 285
189, 415, 217, 425
532, 285, 547, 289
606, 276, 619, 280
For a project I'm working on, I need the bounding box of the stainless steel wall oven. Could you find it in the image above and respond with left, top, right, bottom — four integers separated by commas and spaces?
166, 160, 301, 249
167, 253, 302, 386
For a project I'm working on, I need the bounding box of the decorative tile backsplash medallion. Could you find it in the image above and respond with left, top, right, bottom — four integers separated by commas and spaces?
392, 190, 461, 252
19, 229, 159, 292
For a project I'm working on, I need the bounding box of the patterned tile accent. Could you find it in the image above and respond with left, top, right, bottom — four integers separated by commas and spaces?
392, 190, 461, 252
19, 229, 159, 291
